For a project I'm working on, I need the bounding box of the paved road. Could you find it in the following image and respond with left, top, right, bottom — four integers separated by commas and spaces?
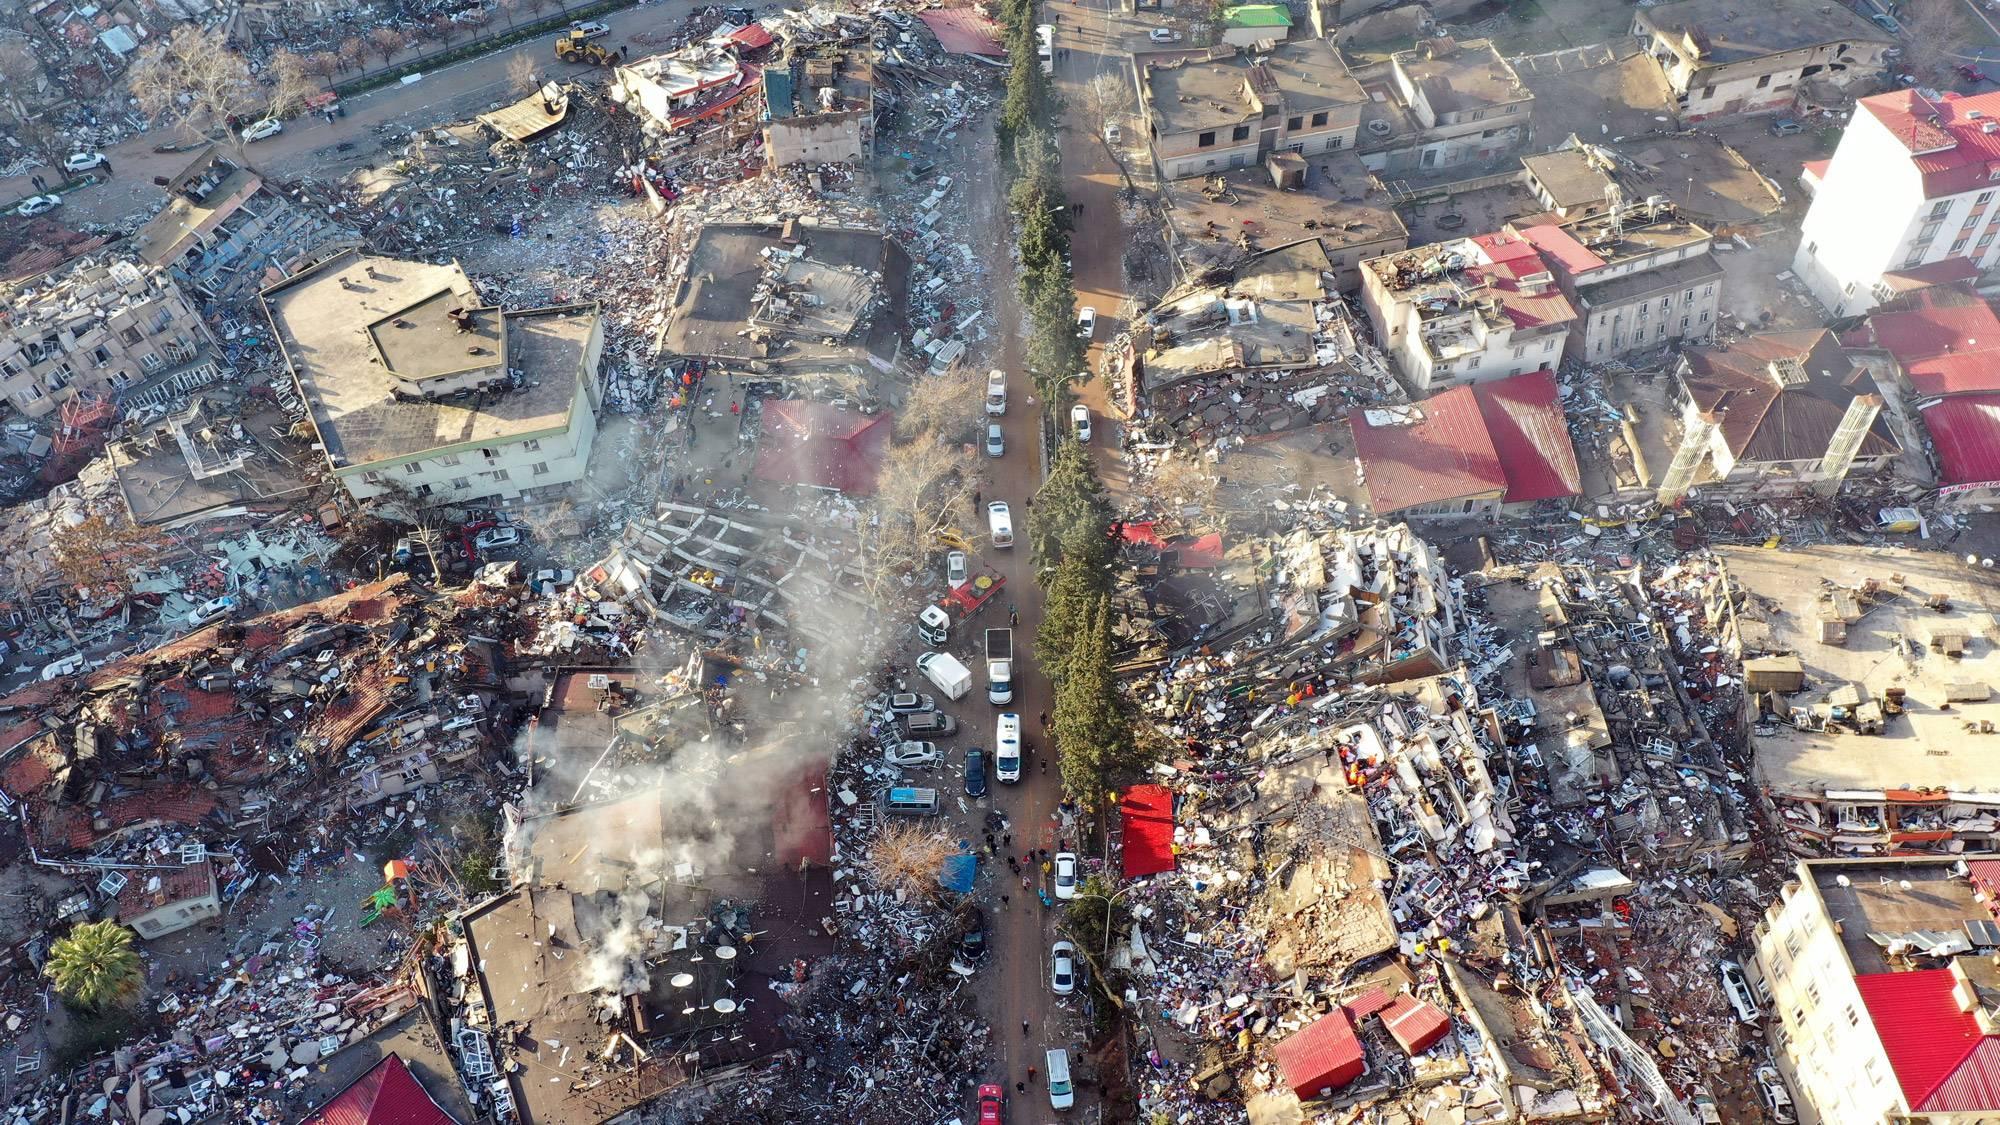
1, 2, 711, 226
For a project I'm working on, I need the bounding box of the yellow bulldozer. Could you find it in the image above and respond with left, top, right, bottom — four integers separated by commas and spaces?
555, 31, 612, 65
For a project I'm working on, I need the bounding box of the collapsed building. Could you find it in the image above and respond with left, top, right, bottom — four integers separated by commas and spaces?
0, 574, 507, 856
0, 252, 218, 417
133, 147, 360, 309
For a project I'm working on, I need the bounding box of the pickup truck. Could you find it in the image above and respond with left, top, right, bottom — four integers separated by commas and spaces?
985, 628, 1013, 705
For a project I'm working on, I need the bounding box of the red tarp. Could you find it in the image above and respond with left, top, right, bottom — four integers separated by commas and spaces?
1119, 522, 1225, 569
301, 1054, 460, 1125
1272, 1009, 1364, 1099
1120, 784, 1177, 879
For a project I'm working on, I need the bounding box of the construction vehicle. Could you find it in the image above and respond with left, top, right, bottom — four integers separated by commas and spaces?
555, 30, 613, 64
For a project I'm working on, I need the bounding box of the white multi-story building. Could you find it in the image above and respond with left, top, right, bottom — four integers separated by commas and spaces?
0, 253, 216, 417
1359, 230, 1575, 395
1794, 88, 2000, 317
1749, 856, 2000, 1124
262, 251, 603, 506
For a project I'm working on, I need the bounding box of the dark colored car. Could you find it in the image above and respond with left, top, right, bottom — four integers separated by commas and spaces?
964, 748, 987, 797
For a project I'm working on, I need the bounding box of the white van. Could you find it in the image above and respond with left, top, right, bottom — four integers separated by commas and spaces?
995, 712, 1022, 782
986, 369, 1007, 415
1046, 1048, 1074, 1110
918, 651, 973, 700
988, 501, 1013, 548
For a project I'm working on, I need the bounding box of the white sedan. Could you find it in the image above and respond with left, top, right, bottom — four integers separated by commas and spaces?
1148, 27, 1182, 42
1053, 851, 1078, 899
1051, 940, 1076, 995
881, 740, 940, 767
474, 525, 523, 551
15, 194, 60, 216
240, 118, 284, 142
65, 152, 108, 173
946, 550, 968, 590
1071, 404, 1092, 443
1076, 307, 1098, 339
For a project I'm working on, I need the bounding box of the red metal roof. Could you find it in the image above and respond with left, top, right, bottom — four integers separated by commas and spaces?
1465, 231, 1577, 329
1350, 387, 1505, 513
1515, 224, 1604, 276
1855, 969, 1994, 1109
1924, 1036, 2000, 1111
1471, 369, 1581, 503
727, 22, 773, 49
1867, 285, 2000, 398
1862, 89, 2000, 199
302, 1054, 460, 1125
1341, 987, 1393, 1019
1923, 394, 2000, 486
1272, 1009, 1364, 1099
750, 401, 890, 495
1349, 371, 1578, 513
916, 8, 1005, 55
1380, 994, 1452, 1056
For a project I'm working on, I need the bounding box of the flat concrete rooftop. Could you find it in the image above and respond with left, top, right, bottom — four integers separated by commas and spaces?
1724, 545, 2000, 797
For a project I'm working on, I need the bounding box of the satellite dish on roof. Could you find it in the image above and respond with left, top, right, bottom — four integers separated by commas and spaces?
670, 973, 695, 988
713, 998, 738, 1013
716, 945, 738, 960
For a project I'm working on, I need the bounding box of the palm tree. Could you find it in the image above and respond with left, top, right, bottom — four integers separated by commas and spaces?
45, 921, 143, 1010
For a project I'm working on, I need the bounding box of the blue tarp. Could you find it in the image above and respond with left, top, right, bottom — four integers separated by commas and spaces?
940, 853, 977, 894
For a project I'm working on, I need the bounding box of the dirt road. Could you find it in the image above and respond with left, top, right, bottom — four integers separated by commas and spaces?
0, 1, 714, 226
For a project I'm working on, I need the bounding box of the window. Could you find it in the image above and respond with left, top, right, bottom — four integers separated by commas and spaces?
1286, 116, 1303, 131
416, 484, 433, 497
1680, 316, 1690, 331
1544, 338, 1557, 352
1953, 237, 1970, 253
363, 471, 383, 484
121, 327, 141, 346
1505, 103, 1516, 114
451, 476, 470, 490
1921, 220, 1943, 240
437, 453, 461, 466
490, 468, 510, 481
403, 462, 422, 475
1655, 323, 1666, 338
1468, 356, 1481, 370
1981, 230, 1997, 247
532, 461, 550, 476
1702, 284, 1714, 296
1311, 111, 1328, 127
1905, 249, 1927, 267
1756, 74, 1772, 89
1328, 136, 1342, 150
1683, 289, 1695, 303
1700, 310, 1711, 323
1845, 1005, 1860, 1027
1982, 191, 1996, 205
1231, 124, 1251, 141
92, 346, 110, 366
1934, 199, 1954, 218
520, 438, 541, 452
1660, 297, 1671, 311
1512, 346, 1526, 359
140, 353, 164, 372
1806, 981, 1821, 1008
1863, 1057, 1881, 1086
1473, 108, 1485, 121
1701, 85, 1716, 100
1805, 241, 1817, 257
1198, 131, 1216, 148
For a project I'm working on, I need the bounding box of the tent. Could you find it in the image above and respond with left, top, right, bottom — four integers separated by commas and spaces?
1120, 784, 1177, 879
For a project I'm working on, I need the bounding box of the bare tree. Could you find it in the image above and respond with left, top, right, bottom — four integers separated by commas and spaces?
264, 50, 318, 122
511, 497, 574, 541
302, 51, 340, 84
1083, 73, 1131, 132
507, 51, 541, 96
1901, 0, 1969, 87
428, 14, 458, 47
369, 27, 407, 67
337, 37, 367, 75
869, 821, 960, 900
127, 26, 255, 142
51, 511, 174, 595
856, 435, 981, 600
894, 365, 983, 446
522, 0, 549, 21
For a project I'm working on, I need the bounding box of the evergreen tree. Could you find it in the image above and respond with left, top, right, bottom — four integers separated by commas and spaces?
45, 921, 143, 1011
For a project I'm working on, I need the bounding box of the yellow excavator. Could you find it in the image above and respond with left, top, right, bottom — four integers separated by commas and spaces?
555, 30, 612, 65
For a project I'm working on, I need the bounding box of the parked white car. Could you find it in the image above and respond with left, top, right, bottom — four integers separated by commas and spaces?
1050, 939, 1076, 995
1076, 306, 1097, 339
985, 368, 1007, 415
1104, 123, 1122, 145
64, 152, 108, 173
1717, 960, 1761, 1023
474, 525, 523, 551
1754, 1065, 1796, 1124
241, 118, 284, 142
1148, 27, 1182, 42
187, 595, 236, 627
987, 501, 1013, 548
569, 18, 612, 37
986, 423, 1004, 458
946, 550, 968, 589
1071, 403, 1092, 443
881, 740, 940, 767
15, 194, 61, 216
1053, 852, 1078, 899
